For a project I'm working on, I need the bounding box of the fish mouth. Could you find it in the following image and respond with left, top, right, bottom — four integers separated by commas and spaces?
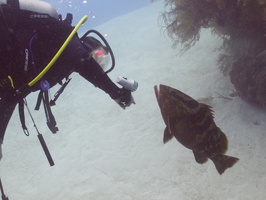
154, 84, 167, 100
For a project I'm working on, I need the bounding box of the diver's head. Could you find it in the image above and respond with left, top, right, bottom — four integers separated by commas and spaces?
81, 36, 110, 70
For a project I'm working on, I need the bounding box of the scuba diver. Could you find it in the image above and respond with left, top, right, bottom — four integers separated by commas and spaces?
0, 0, 135, 160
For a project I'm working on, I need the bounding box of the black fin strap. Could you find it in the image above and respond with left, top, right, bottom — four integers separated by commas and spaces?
50, 78, 71, 106
43, 91, 58, 134
35, 90, 44, 110
18, 100, 29, 136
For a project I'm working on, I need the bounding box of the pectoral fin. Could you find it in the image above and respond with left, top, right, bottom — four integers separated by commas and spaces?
163, 127, 173, 144
168, 116, 176, 132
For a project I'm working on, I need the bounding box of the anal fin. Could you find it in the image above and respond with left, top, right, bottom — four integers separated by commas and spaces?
193, 151, 208, 164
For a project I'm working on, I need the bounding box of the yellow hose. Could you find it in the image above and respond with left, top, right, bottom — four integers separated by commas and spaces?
8, 75, 15, 88
28, 15, 88, 87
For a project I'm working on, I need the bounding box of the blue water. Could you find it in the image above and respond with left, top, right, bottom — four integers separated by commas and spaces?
45, 0, 151, 28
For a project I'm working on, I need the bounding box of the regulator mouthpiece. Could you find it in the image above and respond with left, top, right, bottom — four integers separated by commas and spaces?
117, 77, 138, 92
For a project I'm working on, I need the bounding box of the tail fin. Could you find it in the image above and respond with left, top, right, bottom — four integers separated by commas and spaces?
211, 155, 239, 175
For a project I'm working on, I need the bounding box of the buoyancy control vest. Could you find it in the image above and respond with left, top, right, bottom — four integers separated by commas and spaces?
0, 0, 72, 134
0, 0, 63, 104
0, 2, 92, 167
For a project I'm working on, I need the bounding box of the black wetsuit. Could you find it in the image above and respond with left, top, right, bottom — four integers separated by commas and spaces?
0, 6, 130, 143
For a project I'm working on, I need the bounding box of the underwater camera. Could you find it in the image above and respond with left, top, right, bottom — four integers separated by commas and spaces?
117, 77, 138, 92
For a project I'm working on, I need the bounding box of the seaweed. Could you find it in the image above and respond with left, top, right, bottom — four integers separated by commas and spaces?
162, 0, 266, 107
162, 0, 218, 53
162, 0, 266, 54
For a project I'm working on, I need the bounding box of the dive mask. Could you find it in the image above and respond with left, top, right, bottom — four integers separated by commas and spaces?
81, 36, 110, 70
91, 46, 110, 70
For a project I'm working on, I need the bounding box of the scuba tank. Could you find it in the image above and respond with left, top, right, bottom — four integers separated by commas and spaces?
0, 0, 58, 19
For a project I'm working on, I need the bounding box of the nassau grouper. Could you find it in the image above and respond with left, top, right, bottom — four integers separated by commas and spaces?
154, 84, 239, 175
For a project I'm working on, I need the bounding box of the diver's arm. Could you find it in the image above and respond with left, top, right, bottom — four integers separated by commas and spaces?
77, 57, 133, 108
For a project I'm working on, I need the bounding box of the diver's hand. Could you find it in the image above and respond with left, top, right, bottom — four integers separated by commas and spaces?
114, 88, 135, 109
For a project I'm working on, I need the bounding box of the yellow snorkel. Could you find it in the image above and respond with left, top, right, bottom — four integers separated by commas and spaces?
28, 15, 88, 87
